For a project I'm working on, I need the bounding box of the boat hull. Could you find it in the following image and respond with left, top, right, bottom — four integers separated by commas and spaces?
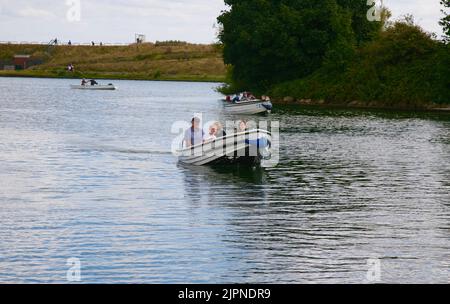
70, 85, 117, 90
177, 130, 272, 166
224, 101, 273, 115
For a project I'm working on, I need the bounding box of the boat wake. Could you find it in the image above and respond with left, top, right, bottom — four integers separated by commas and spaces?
77, 144, 172, 156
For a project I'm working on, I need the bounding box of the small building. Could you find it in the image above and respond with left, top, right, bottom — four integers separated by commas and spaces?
13, 55, 31, 70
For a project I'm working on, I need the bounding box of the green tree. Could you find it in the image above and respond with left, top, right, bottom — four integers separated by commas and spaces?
218, 0, 362, 92
336, 0, 384, 44
440, 0, 450, 42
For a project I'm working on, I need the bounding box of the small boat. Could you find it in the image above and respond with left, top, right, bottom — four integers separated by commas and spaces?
70, 84, 117, 90
223, 99, 273, 115
177, 129, 272, 166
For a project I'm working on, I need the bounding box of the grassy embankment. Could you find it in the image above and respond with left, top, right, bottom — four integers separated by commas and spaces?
0, 42, 226, 82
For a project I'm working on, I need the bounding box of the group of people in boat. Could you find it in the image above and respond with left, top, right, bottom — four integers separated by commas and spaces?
81, 79, 99, 86
225, 92, 271, 103
183, 117, 249, 148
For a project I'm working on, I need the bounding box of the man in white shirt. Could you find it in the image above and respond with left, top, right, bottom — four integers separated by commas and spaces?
184, 117, 204, 148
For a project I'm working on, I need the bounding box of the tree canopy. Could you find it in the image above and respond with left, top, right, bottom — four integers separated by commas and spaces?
217, 0, 383, 92
440, 0, 450, 42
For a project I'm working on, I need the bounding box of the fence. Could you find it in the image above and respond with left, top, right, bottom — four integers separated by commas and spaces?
0, 41, 132, 46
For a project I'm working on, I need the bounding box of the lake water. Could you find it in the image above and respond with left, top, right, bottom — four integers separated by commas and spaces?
0, 77, 449, 284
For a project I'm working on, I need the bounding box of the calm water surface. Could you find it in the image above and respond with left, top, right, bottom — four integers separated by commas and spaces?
0, 77, 449, 283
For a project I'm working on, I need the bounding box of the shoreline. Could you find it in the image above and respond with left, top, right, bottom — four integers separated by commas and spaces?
1, 72, 448, 113
273, 97, 450, 113
0, 70, 225, 83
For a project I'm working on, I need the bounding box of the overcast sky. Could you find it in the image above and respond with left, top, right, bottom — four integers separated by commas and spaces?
0, 0, 446, 44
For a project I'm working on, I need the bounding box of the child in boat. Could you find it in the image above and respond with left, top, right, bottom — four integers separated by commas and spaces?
205, 125, 218, 142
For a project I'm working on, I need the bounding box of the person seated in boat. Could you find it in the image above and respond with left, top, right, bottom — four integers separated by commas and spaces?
205, 125, 218, 142
89, 79, 98, 86
232, 94, 240, 103
214, 122, 227, 137
225, 95, 231, 102
184, 117, 205, 148
237, 120, 248, 132
207, 122, 227, 141
81, 79, 87, 86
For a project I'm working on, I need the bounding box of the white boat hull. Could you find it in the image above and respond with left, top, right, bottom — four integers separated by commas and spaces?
224, 100, 273, 115
71, 85, 117, 90
177, 129, 272, 166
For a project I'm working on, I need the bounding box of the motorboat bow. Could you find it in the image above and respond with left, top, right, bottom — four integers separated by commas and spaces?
177, 129, 272, 166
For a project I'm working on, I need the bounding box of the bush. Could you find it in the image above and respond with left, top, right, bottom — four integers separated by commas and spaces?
270, 19, 450, 106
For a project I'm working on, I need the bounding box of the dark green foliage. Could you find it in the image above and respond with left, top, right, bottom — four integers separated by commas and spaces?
217, 0, 373, 92
271, 20, 450, 105
336, 0, 384, 44
219, 0, 449, 106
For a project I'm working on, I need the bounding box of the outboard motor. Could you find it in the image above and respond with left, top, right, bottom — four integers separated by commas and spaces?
262, 102, 273, 112
245, 136, 272, 160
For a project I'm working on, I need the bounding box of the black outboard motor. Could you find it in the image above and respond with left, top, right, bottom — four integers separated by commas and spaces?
262, 102, 273, 112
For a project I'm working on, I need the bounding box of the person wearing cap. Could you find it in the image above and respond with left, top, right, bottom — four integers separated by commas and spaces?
184, 117, 205, 148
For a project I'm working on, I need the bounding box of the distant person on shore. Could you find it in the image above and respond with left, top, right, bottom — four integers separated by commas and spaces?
67, 64, 74, 72
184, 117, 204, 148
68, 40, 72, 46
91, 41, 95, 46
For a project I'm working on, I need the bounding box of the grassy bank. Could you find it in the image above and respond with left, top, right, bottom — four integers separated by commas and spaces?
0, 42, 226, 82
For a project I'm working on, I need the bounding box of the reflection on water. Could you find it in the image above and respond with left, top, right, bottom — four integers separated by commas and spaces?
0, 77, 449, 283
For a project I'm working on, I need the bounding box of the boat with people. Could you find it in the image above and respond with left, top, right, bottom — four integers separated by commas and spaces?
70, 84, 117, 90
177, 118, 272, 166
177, 129, 272, 166
71, 79, 117, 90
223, 92, 273, 115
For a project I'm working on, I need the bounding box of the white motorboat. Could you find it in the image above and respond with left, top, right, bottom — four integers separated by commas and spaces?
70, 84, 117, 90
177, 129, 272, 166
224, 99, 273, 115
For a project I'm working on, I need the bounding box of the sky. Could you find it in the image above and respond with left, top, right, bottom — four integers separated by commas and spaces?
0, 0, 446, 44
